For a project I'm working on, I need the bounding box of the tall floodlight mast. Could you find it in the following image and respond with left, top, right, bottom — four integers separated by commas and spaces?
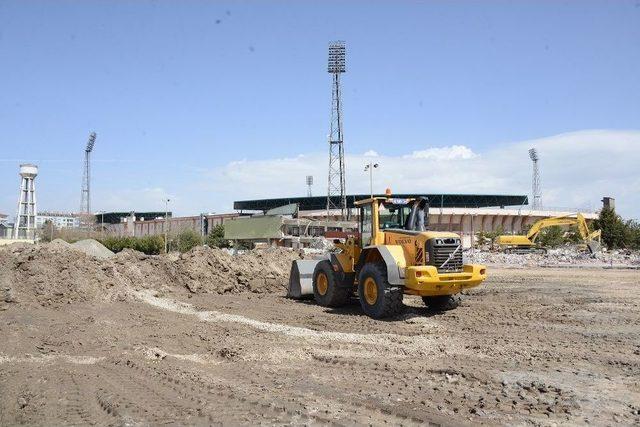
529, 148, 541, 210
80, 132, 97, 214
306, 175, 314, 197
326, 41, 347, 220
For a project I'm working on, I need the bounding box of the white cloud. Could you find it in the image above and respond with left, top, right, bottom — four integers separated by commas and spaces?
363, 150, 379, 157
404, 145, 477, 160
200, 130, 640, 219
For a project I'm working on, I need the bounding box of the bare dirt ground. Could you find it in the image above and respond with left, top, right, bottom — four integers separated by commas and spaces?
1, 246, 639, 425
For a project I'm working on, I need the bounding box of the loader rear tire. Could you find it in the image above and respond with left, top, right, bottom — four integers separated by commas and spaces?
422, 295, 461, 311
357, 263, 403, 319
313, 261, 350, 307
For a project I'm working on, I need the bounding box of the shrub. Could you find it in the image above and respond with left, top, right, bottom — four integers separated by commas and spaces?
173, 229, 202, 253
135, 235, 164, 255
537, 225, 564, 248
205, 224, 230, 248
99, 235, 164, 255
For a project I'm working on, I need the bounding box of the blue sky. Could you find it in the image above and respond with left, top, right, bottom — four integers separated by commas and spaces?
1, 1, 639, 218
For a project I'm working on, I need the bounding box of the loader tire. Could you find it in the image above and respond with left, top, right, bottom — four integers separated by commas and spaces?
422, 295, 461, 311
357, 263, 403, 319
313, 261, 350, 307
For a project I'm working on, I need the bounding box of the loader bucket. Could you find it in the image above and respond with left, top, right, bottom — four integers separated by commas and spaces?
287, 259, 320, 299
587, 240, 601, 254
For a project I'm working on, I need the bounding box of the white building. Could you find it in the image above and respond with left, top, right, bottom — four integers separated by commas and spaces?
36, 212, 80, 229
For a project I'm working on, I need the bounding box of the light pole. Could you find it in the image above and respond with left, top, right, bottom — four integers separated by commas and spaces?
164, 199, 170, 253
97, 210, 105, 239
364, 162, 379, 199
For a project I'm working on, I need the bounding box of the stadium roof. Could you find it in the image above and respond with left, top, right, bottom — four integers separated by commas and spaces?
234, 194, 528, 212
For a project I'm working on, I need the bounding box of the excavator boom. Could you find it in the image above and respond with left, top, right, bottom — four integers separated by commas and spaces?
498, 213, 601, 253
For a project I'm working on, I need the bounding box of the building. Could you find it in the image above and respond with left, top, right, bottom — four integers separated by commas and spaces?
224, 215, 357, 248
95, 192, 602, 249
234, 194, 600, 248
0, 213, 11, 239
104, 212, 238, 238
36, 212, 81, 229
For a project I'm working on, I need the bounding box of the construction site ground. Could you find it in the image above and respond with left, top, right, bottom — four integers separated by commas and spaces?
1, 244, 639, 426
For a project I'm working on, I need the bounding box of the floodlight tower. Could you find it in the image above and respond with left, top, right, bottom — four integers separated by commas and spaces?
80, 132, 97, 214
13, 164, 38, 239
326, 41, 347, 220
306, 175, 314, 197
529, 148, 541, 210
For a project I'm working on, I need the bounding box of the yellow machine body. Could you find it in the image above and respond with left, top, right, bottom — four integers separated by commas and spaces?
496, 213, 601, 252
330, 197, 487, 297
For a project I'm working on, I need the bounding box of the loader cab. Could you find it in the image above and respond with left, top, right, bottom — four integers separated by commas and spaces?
357, 196, 430, 246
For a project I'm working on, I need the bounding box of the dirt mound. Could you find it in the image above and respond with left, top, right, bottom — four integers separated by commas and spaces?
0, 244, 300, 309
0, 245, 125, 308
71, 239, 115, 259
177, 246, 300, 294
49, 238, 72, 248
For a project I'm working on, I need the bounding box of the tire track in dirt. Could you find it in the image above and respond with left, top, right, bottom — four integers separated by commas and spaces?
118, 357, 335, 425
94, 359, 210, 425
137, 290, 471, 358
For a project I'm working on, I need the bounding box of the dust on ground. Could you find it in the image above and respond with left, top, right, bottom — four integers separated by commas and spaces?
0, 243, 639, 426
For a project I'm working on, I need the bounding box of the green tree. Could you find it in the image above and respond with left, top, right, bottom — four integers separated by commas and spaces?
173, 229, 202, 253
99, 235, 164, 255
623, 220, 640, 250
594, 207, 626, 249
537, 225, 564, 248
564, 225, 583, 244
206, 224, 229, 248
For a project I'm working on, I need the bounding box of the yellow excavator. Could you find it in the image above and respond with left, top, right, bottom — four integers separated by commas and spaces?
288, 193, 487, 319
496, 213, 601, 254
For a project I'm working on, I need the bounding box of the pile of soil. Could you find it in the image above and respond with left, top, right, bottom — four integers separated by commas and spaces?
71, 239, 115, 259
0, 243, 300, 309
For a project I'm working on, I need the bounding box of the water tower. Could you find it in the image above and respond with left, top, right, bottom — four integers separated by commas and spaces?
13, 164, 38, 239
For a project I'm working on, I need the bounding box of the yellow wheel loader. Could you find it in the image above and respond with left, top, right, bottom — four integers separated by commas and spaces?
496, 213, 601, 254
288, 195, 487, 319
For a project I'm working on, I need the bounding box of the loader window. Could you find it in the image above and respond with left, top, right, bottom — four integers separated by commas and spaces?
378, 203, 410, 230
360, 205, 372, 246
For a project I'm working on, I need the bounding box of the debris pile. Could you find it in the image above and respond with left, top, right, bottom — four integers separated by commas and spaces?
0, 242, 300, 309
465, 247, 640, 268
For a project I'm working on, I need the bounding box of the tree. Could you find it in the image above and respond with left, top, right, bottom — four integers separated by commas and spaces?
537, 225, 564, 248
564, 225, 583, 244
173, 229, 202, 253
594, 207, 626, 249
206, 224, 230, 248
623, 220, 640, 250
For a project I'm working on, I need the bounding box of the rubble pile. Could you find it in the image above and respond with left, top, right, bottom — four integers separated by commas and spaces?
465, 247, 640, 268
0, 242, 300, 309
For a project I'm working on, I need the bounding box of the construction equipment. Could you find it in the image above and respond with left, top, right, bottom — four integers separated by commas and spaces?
496, 213, 601, 253
288, 194, 487, 319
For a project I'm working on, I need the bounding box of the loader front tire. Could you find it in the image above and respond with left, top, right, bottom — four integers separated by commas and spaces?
422, 295, 461, 311
357, 263, 403, 319
313, 261, 350, 307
